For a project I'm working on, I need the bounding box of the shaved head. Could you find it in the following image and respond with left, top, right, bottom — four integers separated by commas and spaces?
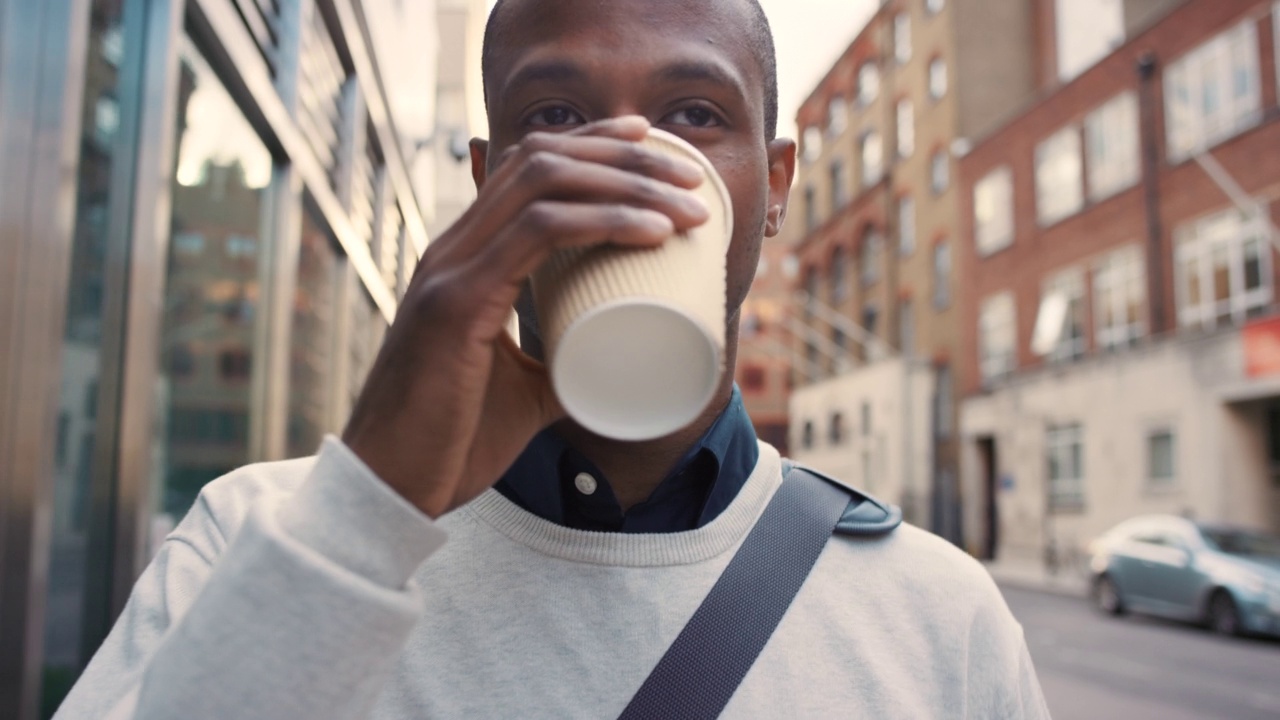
481, 0, 780, 140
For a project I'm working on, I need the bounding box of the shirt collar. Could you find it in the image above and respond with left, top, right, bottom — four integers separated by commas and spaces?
494, 386, 759, 533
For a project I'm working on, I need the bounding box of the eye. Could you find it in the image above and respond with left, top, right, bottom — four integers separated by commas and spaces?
662, 106, 724, 129
525, 105, 586, 128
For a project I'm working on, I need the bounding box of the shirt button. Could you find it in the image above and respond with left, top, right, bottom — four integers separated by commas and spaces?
574, 472, 598, 496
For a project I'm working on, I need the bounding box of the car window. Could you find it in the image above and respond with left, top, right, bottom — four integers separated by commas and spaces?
1200, 528, 1280, 560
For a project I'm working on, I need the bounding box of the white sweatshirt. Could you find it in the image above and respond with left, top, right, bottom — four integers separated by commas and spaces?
56, 438, 1050, 719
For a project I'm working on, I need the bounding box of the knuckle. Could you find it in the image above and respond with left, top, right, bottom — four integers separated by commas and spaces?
520, 150, 562, 185
520, 201, 558, 235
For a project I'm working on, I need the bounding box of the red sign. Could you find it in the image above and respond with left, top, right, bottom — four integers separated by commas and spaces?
1243, 316, 1280, 377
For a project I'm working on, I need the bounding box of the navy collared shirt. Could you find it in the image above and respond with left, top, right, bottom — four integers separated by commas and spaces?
494, 387, 760, 533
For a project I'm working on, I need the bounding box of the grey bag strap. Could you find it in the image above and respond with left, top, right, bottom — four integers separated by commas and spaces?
617, 464, 850, 720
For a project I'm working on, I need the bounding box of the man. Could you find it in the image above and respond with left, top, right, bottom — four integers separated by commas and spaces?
59, 0, 1051, 717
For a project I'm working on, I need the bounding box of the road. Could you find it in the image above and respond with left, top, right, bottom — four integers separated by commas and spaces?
1001, 586, 1280, 719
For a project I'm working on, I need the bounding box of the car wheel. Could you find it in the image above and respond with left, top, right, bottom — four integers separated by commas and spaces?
1093, 575, 1125, 616
1208, 591, 1243, 637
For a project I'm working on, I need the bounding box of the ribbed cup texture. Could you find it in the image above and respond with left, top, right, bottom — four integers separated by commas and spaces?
532, 130, 732, 369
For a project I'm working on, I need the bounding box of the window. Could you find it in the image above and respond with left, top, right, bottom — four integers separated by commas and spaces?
1047, 424, 1085, 510
861, 228, 883, 286
974, 166, 1013, 256
861, 402, 873, 436
930, 150, 949, 194
805, 184, 818, 231
1085, 92, 1139, 201
896, 99, 915, 158
928, 57, 947, 100
898, 196, 916, 256
1040, 269, 1086, 363
1035, 126, 1083, 225
828, 96, 848, 137
1094, 245, 1147, 350
862, 305, 880, 343
831, 246, 850, 303
1175, 207, 1271, 329
218, 348, 252, 381
858, 62, 880, 106
934, 365, 953, 439
802, 420, 815, 450
830, 412, 845, 445
926, 0, 945, 15
742, 364, 767, 393
979, 292, 1017, 383
861, 130, 883, 186
933, 243, 952, 309
899, 299, 915, 357
831, 160, 849, 211
174, 231, 205, 256
1164, 22, 1261, 160
1148, 429, 1177, 485
802, 126, 823, 163
894, 13, 912, 64
289, 209, 340, 459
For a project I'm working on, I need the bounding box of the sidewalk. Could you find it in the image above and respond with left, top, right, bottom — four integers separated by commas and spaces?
984, 558, 1089, 599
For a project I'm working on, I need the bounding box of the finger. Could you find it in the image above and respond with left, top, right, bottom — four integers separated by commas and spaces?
471, 201, 674, 285
433, 153, 707, 270
495, 133, 705, 190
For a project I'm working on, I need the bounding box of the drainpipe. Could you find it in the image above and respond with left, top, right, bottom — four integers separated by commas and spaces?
1137, 53, 1167, 335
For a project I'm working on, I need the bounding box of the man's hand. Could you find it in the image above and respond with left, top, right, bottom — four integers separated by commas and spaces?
342, 117, 709, 518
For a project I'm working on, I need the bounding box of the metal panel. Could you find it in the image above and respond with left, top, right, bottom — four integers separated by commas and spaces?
105, 0, 186, 613
0, 0, 94, 716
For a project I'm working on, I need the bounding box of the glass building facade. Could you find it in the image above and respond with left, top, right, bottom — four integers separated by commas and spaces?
0, 1, 430, 716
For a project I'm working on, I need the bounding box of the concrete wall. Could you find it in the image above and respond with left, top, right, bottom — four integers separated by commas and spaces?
790, 357, 936, 524
960, 329, 1280, 566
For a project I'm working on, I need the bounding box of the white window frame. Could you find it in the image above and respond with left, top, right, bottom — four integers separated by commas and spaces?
1146, 427, 1177, 486
897, 99, 915, 158
1042, 268, 1086, 363
979, 292, 1016, 383
1047, 424, 1085, 510
858, 62, 880, 107
802, 126, 822, 164
974, 166, 1014, 256
894, 13, 912, 64
930, 150, 949, 194
828, 96, 849, 138
928, 57, 948, 100
861, 130, 883, 187
898, 196, 916, 256
1035, 125, 1083, 226
1093, 245, 1147, 351
933, 243, 951, 309
1164, 21, 1262, 161
861, 228, 884, 286
1174, 207, 1273, 330
1085, 92, 1140, 202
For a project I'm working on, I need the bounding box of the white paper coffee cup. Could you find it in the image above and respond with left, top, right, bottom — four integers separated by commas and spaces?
531, 128, 733, 441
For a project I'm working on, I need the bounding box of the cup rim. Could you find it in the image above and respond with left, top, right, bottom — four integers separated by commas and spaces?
551, 294, 723, 442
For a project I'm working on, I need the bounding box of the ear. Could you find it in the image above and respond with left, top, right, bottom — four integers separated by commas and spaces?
470, 138, 490, 191
764, 138, 797, 238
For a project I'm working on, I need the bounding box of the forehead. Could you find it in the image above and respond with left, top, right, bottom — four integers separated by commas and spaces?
487, 0, 763, 99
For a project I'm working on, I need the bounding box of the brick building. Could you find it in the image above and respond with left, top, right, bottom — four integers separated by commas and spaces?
778, 0, 1043, 535
956, 0, 1280, 566
735, 238, 797, 454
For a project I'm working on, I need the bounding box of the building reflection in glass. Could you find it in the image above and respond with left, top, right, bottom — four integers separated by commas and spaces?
151, 36, 272, 536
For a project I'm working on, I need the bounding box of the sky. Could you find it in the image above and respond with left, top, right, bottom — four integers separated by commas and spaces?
482, 0, 880, 141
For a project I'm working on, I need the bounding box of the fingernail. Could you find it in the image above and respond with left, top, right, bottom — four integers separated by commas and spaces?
683, 192, 709, 217
675, 159, 705, 184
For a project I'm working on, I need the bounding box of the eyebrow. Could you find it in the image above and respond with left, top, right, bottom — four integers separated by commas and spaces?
652, 60, 747, 98
503, 60, 588, 97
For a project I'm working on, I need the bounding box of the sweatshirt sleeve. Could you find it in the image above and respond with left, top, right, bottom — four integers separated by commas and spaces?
55, 437, 448, 720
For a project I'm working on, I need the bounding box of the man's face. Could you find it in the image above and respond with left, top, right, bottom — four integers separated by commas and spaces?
474, 0, 796, 338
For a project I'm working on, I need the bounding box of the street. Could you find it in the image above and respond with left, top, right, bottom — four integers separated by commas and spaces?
1002, 586, 1280, 720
